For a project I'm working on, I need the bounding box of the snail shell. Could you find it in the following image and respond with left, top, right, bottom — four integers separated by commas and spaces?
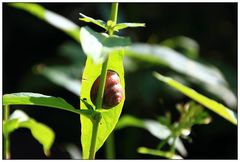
90, 70, 124, 109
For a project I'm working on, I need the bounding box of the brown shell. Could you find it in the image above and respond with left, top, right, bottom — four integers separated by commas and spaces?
90, 70, 124, 109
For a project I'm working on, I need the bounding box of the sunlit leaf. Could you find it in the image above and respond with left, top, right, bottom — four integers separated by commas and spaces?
80, 26, 130, 64
125, 43, 237, 108
114, 22, 145, 31
3, 119, 19, 137
137, 147, 182, 159
9, 3, 80, 42
153, 72, 237, 125
3, 110, 55, 156
80, 50, 125, 159
3, 92, 91, 117
79, 13, 107, 30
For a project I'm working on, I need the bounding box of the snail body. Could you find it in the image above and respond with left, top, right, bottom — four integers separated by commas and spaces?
90, 70, 124, 109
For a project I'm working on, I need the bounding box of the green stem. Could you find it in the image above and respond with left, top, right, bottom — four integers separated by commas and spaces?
87, 3, 119, 160
95, 2, 119, 109
110, 3, 118, 23
3, 105, 10, 159
157, 135, 172, 150
105, 132, 115, 159
109, 3, 118, 35
95, 58, 109, 109
170, 136, 177, 153
89, 113, 101, 159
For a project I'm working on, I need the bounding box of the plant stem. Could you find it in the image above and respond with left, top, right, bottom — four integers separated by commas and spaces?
105, 132, 115, 159
102, 3, 119, 159
110, 3, 118, 23
95, 58, 109, 109
88, 3, 119, 160
3, 105, 10, 159
157, 135, 172, 150
170, 136, 177, 153
95, 2, 119, 109
89, 113, 101, 159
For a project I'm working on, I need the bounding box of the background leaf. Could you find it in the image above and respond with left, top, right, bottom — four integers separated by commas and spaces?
9, 3, 80, 42
115, 115, 145, 130
80, 49, 125, 159
116, 115, 187, 156
161, 36, 199, 59
3, 110, 55, 156
125, 43, 237, 108
35, 65, 81, 96
153, 72, 237, 125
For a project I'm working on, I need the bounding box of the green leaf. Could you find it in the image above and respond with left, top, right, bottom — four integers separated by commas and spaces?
35, 65, 81, 96
3, 110, 55, 156
125, 43, 237, 108
3, 92, 91, 117
80, 26, 130, 64
80, 49, 125, 159
161, 36, 199, 59
9, 3, 80, 42
3, 119, 19, 137
114, 22, 145, 31
79, 13, 107, 30
57, 41, 86, 65
137, 147, 182, 159
81, 99, 94, 111
116, 115, 187, 156
153, 72, 237, 125
115, 115, 145, 130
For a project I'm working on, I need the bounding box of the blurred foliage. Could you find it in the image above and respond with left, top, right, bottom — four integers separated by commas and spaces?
3, 3, 237, 159
161, 36, 199, 59
3, 109, 55, 156
153, 72, 236, 125
117, 101, 211, 159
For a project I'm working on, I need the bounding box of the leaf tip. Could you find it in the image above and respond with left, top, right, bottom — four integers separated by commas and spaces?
44, 150, 51, 157
137, 147, 147, 154
141, 23, 146, 27
153, 72, 170, 83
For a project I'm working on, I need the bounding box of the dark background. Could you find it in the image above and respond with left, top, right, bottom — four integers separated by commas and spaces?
3, 3, 237, 159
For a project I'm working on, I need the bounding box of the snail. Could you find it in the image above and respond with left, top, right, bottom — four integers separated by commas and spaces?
90, 70, 124, 109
